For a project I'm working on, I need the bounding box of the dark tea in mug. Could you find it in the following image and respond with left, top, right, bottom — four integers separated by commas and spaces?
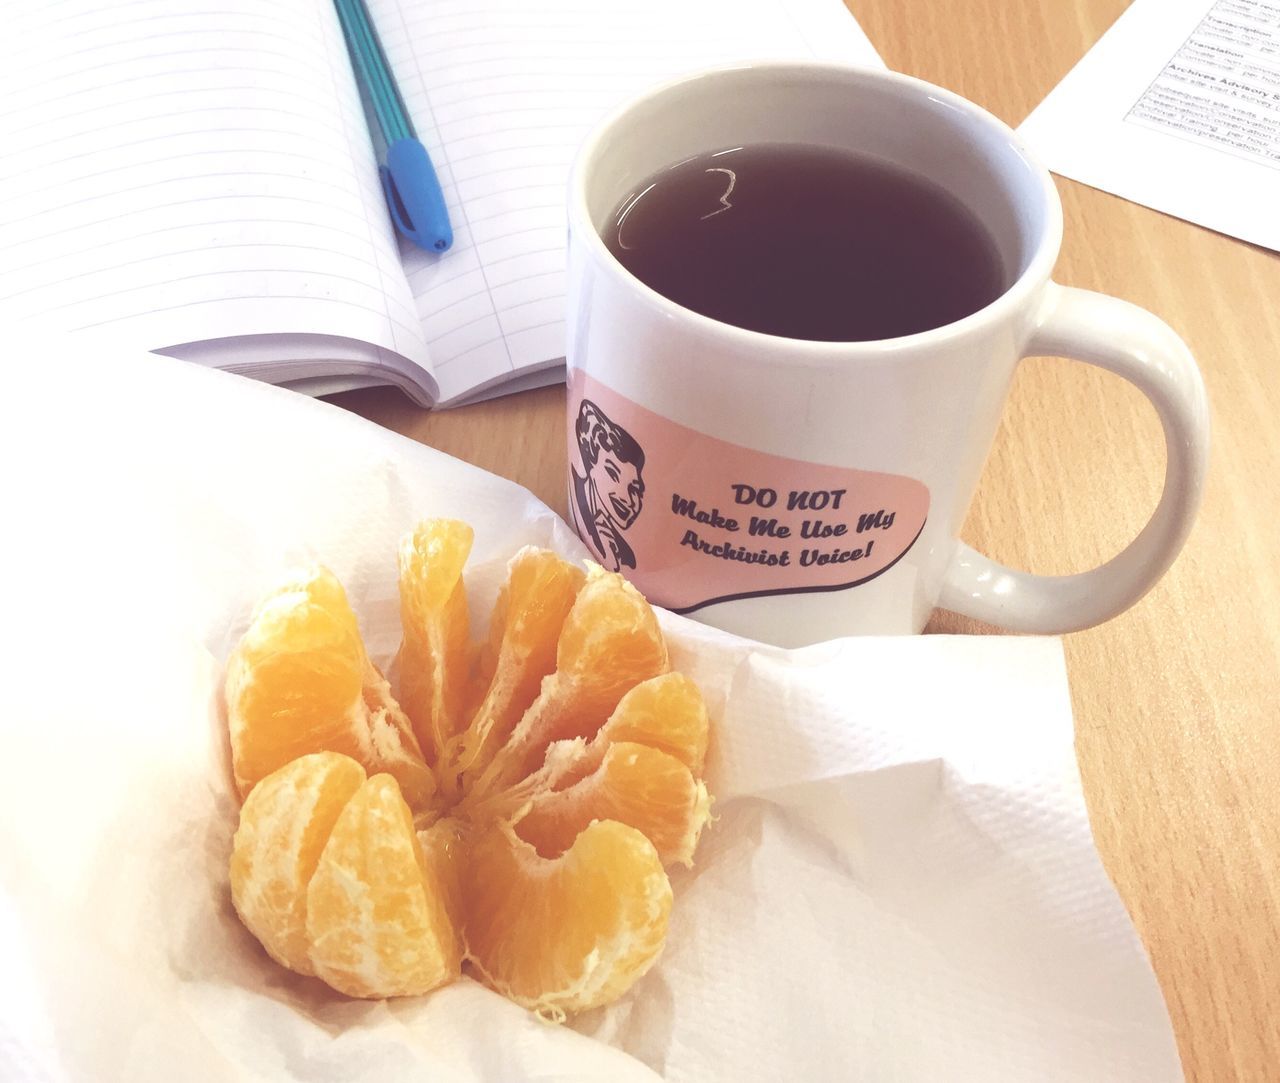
603, 143, 1008, 342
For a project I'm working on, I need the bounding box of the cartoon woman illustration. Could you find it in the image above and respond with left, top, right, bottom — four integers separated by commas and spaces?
570, 399, 646, 571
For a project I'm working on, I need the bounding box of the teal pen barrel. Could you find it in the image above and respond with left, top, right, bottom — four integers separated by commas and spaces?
334, 0, 415, 143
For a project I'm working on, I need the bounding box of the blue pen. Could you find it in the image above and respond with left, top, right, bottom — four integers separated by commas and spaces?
333, 0, 453, 253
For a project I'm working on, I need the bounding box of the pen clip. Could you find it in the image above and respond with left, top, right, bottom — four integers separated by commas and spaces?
380, 138, 453, 254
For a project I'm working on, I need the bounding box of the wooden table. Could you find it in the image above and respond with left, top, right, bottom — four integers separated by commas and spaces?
334, 2, 1280, 1077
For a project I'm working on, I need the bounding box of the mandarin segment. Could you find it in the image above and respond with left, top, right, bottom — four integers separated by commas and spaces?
543, 672, 710, 793
397, 520, 473, 767
595, 672, 710, 775
225, 567, 433, 807
417, 816, 466, 929
306, 774, 461, 999
358, 659, 436, 810
230, 752, 367, 976
515, 742, 710, 868
471, 565, 669, 800
461, 820, 672, 1018
441, 547, 585, 798
463, 671, 712, 825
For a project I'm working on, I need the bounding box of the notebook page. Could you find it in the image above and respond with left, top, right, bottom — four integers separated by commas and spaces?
160, 333, 443, 405
369, 0, 881, 405
0, 0, 430, 386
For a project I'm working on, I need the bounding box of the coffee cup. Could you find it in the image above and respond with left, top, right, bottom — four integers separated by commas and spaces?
565, 63, 1209, 647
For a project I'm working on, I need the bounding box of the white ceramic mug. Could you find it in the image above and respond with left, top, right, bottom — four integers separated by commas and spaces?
565, 63, 1209, 647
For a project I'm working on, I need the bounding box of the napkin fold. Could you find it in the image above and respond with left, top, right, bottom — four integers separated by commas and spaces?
0, 348, 1180, 1081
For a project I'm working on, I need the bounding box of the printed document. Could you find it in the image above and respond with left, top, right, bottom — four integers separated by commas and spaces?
1019, 0, 1279, 251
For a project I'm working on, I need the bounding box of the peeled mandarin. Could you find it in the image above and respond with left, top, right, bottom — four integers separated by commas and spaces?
472, 565, 668, 800
397, 520, 473, 767
225, 567, 433, 808
539, 671, 712, 793
416, 815, 466, 929
515, 742, 710, 867
307, 774, 461, 998
594, 672, 710, 775
461, 819, 672, 1018
229, 752, 366, 976
227, 536, 712, 1016
441, 547, 584, 799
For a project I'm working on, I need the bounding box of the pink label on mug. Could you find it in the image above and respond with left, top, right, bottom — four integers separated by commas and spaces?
567, 372, 930, 614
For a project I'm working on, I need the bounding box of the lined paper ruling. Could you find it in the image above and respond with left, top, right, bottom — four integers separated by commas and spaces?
0, 0, 881, 405
0, 0, 437, 401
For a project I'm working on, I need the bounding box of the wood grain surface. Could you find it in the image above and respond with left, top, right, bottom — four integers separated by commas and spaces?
333, 3, 1280, 1077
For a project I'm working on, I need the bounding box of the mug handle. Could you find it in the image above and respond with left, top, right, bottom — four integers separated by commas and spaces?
937, 283, 1210, 633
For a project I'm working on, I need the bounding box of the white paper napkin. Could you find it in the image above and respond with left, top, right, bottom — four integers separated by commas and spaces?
0, 346, 1181, 1081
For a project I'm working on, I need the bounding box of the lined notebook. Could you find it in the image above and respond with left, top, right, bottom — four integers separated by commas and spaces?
0, 0, 879, 406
